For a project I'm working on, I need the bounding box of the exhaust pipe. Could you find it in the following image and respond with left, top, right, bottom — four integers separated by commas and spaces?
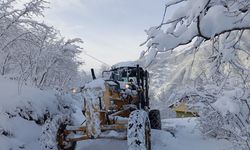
91, 68, 96, 80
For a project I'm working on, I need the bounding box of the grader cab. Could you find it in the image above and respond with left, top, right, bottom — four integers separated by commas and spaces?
57, 64, 161, 150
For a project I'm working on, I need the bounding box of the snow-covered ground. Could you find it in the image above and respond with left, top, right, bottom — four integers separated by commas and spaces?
0, 77, 234, 150
0, 116, 42, 149
0, 77, 57, 149
161, 118, 233, 150
0, 77, 82, 150
77, 118, 233, 150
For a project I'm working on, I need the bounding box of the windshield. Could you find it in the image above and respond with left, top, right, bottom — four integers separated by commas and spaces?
102, 68, 137, 83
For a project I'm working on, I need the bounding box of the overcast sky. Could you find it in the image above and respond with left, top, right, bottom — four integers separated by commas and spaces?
43, 0, 166, 71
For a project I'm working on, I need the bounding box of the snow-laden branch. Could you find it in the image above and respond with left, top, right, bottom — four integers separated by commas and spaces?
142, 0, 250, 68
142, 1, 250, 149
0, 0, 84, 90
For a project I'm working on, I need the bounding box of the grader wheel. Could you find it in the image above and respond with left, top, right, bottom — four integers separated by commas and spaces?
149, 109, 161, 130
127, 110, 151, 150
57, 123, 77, 150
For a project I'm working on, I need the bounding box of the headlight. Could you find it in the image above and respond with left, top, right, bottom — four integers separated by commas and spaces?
71, 88, 78, 93
125, 84, 130, 89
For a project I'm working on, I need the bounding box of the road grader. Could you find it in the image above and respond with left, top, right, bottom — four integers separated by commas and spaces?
57, 64, 161, 150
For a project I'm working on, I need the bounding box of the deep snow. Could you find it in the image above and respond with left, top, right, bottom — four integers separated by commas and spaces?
0, 77, 58, 149
0, 77, 233, 150
77, 118, 233, 150
0, 77, 81, 150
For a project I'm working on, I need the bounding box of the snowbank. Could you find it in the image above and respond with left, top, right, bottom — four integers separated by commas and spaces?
0, 78, 59, 120
0, 77, 82, 149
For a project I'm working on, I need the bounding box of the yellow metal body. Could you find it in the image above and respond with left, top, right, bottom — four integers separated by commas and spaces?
61, 83, 140, 143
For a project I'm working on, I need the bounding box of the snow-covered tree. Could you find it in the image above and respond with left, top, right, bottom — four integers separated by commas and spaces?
142, 0, 250, 68
141, 0, 250, 149
0, 0, 84, 90
0, 1, 87, 149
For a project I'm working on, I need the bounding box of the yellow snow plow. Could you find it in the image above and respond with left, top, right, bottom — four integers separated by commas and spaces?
57, 64, 161, 150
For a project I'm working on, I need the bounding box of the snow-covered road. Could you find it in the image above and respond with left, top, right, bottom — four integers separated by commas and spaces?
76, 118, 233, 150
76, 130, 169, 150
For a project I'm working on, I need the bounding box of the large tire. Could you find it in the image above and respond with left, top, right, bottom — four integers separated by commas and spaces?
149, 109, 161, 130
127, 110, 151, 150
57, 123, 77, 150
40, 115, 76, 150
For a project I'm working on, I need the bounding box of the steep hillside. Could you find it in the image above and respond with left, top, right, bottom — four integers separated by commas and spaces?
138, 42, 212, 118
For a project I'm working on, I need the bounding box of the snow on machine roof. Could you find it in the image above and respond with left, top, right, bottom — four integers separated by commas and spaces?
111, 61, 138, 69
